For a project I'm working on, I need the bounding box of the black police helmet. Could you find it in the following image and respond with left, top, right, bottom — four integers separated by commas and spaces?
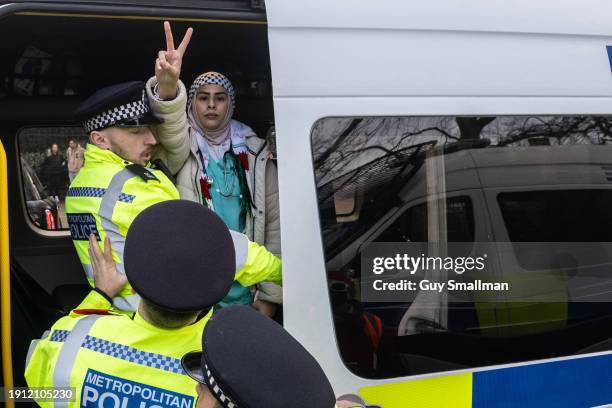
124, 200, 236, 311
182, 306, 336, 408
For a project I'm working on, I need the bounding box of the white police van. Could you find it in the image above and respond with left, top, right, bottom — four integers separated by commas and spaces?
2, 0, 612, 406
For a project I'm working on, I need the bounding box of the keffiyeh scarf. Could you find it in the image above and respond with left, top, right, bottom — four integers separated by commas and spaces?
187, 72, 253, 213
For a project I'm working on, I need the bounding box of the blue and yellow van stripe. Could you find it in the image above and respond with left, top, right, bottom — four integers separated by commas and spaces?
360, 352, 612, 407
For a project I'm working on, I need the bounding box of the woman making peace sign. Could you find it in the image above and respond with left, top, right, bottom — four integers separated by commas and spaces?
187, 71, 282, 314
149, 22, 282, 317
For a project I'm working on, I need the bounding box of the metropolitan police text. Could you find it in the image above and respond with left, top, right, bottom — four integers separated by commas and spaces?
81, 370, 192, 408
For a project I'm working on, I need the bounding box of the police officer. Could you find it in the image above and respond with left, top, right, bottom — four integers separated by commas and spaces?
67, 23, 280, 311
181, 309, 374, 408
26, 200, 278, 408
181, 305, 337, 408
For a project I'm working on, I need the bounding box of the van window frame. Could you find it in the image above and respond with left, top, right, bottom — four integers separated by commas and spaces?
0, 2, 266, 23
16, 124, 80, 237
4, 3, 270, 236
311, 113, 612, 380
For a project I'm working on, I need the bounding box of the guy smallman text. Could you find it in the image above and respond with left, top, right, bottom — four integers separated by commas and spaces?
361, 243, 510, 303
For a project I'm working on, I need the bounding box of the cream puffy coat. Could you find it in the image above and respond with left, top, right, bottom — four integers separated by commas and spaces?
147, 77, 282, 303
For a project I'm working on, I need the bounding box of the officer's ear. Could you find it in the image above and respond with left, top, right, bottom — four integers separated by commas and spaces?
90, 130, 110, 150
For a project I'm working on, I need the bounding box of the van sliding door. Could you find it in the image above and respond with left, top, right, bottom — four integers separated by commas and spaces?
266, 1, 612, 406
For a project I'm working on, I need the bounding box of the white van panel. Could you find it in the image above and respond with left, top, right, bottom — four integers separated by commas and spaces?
273, 99, 612, 394
271, 97, 612, 393
269, 29, 612, 97
267, 1, 612, 98
265, 0, 612, 394
267, 0, 612, 37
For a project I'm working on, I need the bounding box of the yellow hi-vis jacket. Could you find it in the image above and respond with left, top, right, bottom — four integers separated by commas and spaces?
66, 144, 180, 310
26, 242, 283, 408
66, 144, 283, 311
25, 290, 203, 408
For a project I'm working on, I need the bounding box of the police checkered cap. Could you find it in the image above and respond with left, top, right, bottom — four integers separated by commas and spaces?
75, 81, 161, 133
83, 89, 149, 133
188, 71, 236, 112
203, 363, 237, 408
200, 306, 336, 408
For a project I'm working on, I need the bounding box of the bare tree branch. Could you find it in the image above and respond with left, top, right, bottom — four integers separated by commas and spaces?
314, 118, 363, 169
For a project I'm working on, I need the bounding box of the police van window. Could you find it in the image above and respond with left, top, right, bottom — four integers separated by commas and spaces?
312, 115, 612, 379
374, 197, 475, 244
19, 126, 87, 231
499, 190, 612, 243
498, 190, 612, 272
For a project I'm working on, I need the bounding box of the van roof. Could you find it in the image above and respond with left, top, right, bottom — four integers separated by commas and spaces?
445, 145, 612, 191
397, 144, 612, 203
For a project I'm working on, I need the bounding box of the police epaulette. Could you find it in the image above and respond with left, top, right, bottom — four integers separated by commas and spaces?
125, 164, 159, 183
73, 309, 118, 316
151, 158, 177, 184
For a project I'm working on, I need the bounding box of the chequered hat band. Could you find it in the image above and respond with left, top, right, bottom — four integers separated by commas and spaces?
188, 72, 236, 111
204, 363, 237, 408
84, 90, 150, 133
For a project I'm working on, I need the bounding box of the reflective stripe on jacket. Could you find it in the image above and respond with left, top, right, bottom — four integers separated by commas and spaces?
66, 144, 180, 311
25, 290, 204, 408
66, 144, 282, 312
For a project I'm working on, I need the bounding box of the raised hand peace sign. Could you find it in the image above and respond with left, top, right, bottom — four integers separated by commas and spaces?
155, 21, 193, 99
